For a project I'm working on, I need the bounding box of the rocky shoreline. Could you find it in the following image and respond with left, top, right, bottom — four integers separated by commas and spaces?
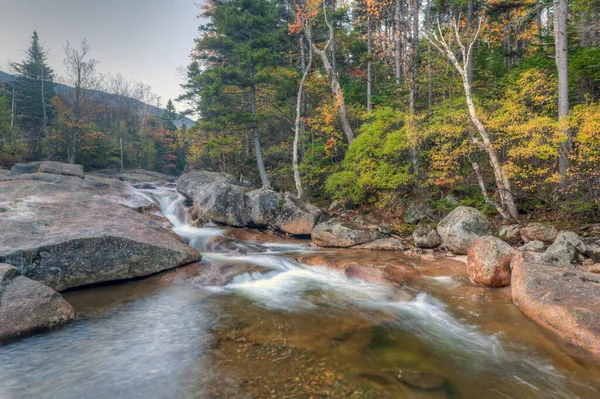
1, 162, 599, 361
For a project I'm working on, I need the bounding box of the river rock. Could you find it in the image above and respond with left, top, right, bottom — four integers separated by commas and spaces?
353, 237, 406, 251
176, 171, 240, 200
389, 369, 447, 390
344, 263, 418, 285
403, 201, 434, 224
10, 161, 42, 176
413, 227, 442, 249
436, 206, 492, 254
520, 223, 558, 244
545, 231, 586, 265
38, 161, 85, 179
0, 176, 200, 291
117, 169, 176, 183
191, 181, 250, 227
583, 237, 600, 262
498, 224, 523, 242
312, 220, 384, 248
273, 193, 325, 236
0, 264, 75, 343
244, 189, 281, 227
0, 168, 9, 176
519, 240, 545, 253
511, 252, 600, 358
467, 236, 517, 287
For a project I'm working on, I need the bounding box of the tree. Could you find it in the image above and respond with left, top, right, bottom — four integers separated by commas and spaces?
162, 99, 178, 132
554, 0, 570, 188
12, 31, 55, 159
184, 0, 288, 189
61, 39, 101, 163
426, 14, 519, 221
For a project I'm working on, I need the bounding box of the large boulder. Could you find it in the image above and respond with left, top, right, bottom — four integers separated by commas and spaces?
467, 236, 518, 287
544, 231, 587, 265
312, 220, 384, 248
511, 252, 600, 358
583, 237, 600, 263
0, 264, 75, 343
38, 161, 85, 179
0, 176, 200, 291
413, 226, 442, 249
191, 181, 250, 227
10, 161, 42, 176
403, 201, 433, 224
117, 168, 176, 183
519, 240, 545, 253
0, 168, 10, 176
273, 193, 325, 236
176, 171, 240, 200
436, 206, 492, 254
520, 223, 558, 244
498, 224, 523, 243
244, 189, 282, 227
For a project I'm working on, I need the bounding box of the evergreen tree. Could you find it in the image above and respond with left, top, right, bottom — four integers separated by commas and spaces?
12, 31, 55, 159
161, 99, 178, 132
182, 0, 286, 189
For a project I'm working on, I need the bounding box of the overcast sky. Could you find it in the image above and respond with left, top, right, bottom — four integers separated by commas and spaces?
0, 0, 201, 112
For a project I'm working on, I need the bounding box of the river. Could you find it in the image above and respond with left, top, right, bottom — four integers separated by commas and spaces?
0, 185, 599, 399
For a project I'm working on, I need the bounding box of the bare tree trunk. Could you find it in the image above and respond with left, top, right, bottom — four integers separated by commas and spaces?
120, 137, 124, 171
367, 15, 373, 112
395, 0, 403, 85
426, 0, 433, 109
535, 0, 543, 46
554, 0, 570, 189
330, 0, 337, 74
293, 34, 313, 198
250, 83, 270, 189
426, 17, 519, 221
467, 0, 474, 85
409, 0, 419, 113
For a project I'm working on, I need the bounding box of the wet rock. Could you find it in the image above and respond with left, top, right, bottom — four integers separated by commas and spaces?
498, 224, 523, 242
403, 201, 433, 224
176, 171, 240, 200
38, 161, 84, 179
312, 220, 384, 248
273, 193, 326, 236
155, 261, 270, 287
519, 240, 546, 253
391, 286, 419, 302
467, 236, 517, 287
0, 177, 200, 291
520, 222, 558, 244
117, 169, 175, 183
10, 161, 42, 176
0, 264, 75, 343
244, 188, 281, 227
436, 206, 492, 254
389, 369, 447, 390
582, 237, 600, 263
413, 226, 442, 249
344, 263, 418, 285
511, 252, 600, 358
353, 237, 406, 251
192, 181, 250, 227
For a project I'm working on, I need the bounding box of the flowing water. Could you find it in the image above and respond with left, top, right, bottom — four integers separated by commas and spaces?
1, 185, 600, 399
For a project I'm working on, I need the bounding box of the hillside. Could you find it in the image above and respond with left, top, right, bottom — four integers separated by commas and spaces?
0, 70, 194, 128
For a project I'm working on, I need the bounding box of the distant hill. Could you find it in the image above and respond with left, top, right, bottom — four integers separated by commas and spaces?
0, 70, 194, 128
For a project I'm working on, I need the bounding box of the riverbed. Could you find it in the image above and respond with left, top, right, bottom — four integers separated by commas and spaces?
1, 186, 599, 399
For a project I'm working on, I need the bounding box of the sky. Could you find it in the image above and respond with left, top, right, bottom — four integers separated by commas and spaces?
0, 0, 201, 112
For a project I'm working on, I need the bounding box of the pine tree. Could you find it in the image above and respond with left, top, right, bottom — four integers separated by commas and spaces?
12, 31, 55, 159
161, 99, 178, 132
183, 0, 286, 189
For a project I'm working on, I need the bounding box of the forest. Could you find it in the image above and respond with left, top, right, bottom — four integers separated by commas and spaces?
0, 33, 189, 175
2, 0, 600, 224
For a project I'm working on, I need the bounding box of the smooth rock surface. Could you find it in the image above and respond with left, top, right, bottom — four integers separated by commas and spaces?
176, 171, 240, 200
352, 237, 406, 251
511, 252, 600, 358
10, 162, 42, 176
0, 264, 75, 343
273, 193, 325, 236
467, 236, 517, 287
0, 168, 9, 176
520, 223, 559, 244
519, 241, 545, 253
191, 181, 250, 227
0, 176, 200, 291
413, 227, 442, 249
244, 189, 282, 227
436, 206, 492, 254
38, 161, 85, 179
312, 220, 384, 248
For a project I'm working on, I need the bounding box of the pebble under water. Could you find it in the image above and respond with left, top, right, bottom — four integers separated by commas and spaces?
1, 186, 599, 399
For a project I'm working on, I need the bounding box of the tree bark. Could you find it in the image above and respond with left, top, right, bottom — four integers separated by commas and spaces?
250, 83, 270, 189
293, 34, 313, 198
554, 0, 570, 189
395, 0, 403, 85
367, 14, 373, 112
